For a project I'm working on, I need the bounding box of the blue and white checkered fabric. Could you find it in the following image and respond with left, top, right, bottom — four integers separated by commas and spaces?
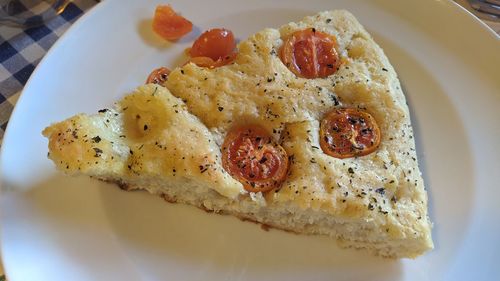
0, 0, 99, 141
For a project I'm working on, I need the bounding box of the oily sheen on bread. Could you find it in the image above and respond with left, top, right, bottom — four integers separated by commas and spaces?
43, 10, 433, 258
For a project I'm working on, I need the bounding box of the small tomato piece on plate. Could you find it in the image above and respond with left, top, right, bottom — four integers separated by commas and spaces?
320, 108, 381, 159
152, 5, 192, 41
222, 124, 289, 193
146, 67, 171, 84
280, 28, 341, 79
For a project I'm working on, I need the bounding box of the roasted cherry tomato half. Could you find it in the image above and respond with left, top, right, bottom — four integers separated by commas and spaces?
222, 124, 289, 193
188, 28, 237, 68
189, 28, 236, 60
320, 108, 381, 159
152, 5, 192, 41
280, 28, 341, 79
146, 67, 171, 84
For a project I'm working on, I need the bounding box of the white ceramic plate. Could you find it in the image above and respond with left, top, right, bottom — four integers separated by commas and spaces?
1, 0, 499, 280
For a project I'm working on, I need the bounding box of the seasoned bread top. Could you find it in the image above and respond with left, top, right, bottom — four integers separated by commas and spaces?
166, 10, 407, 137
43, 84, 244, 199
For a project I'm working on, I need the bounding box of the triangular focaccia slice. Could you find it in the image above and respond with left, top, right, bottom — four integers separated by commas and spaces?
43, 10, 433, 258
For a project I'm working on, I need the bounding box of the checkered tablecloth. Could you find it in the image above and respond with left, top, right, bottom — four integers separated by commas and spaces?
0, 0, 99, 141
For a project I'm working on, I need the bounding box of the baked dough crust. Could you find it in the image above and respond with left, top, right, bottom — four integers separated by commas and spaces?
43, 10, 433, 258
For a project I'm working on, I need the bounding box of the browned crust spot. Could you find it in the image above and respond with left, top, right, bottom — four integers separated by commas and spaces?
94, 177, 135, 191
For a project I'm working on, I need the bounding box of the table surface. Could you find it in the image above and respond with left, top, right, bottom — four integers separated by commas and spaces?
0, 0, 99, 142
0, 0, 498, 279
